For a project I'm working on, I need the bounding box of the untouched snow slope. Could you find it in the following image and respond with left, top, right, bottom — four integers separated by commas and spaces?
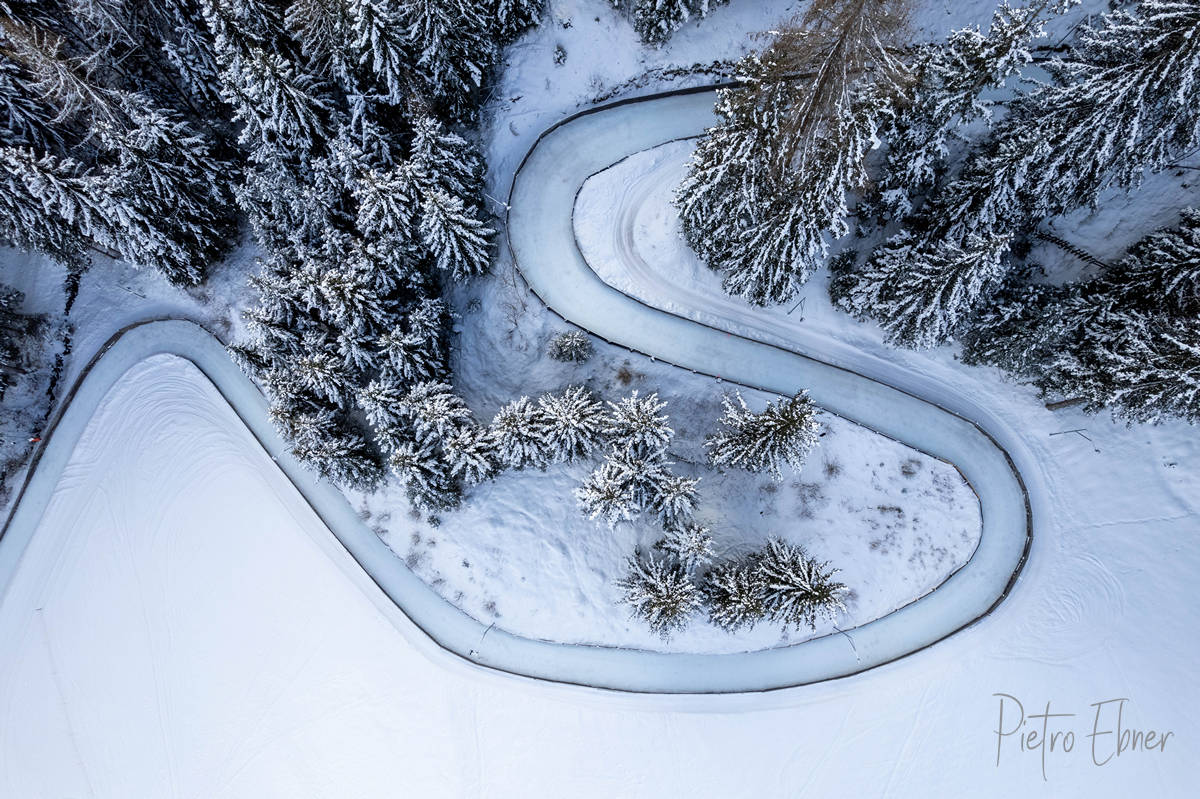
0, 343, 1193, 796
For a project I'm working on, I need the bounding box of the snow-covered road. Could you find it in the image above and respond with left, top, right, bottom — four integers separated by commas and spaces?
506, 87, 1033, 690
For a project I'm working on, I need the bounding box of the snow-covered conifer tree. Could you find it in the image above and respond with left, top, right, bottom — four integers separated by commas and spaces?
605, 390, 672, 457
537, 385, 606, 463
706, 390, 820, 479
388, 436, 459, 510
651, 474, 700, 530
490, 0, 543, 43
490, 396, 549, 469
633, 0, 691, 46
442, 423, 498, 485
757, 538, 847, 631
576, 461, 638, 527
401, 381, 474, 441
704, 558, 766, 631
547, 330, 593, 362
419, 189, 493, 280
675, 0, 912, 305
656, 520, 714, 570
615, 551, 702, 638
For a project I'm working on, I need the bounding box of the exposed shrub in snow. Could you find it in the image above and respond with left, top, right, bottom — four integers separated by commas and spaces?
616, 552, 703, 638
547, 330, 593, 362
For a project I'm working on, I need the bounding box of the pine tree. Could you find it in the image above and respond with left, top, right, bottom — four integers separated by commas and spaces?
656, 520, 714, 570
537, 385, 606, 463
547, 330, 593, 362
605, 390, 672, 457
442, 422, 498, 485
490, 396, 549, 469
419, 189, 493, 280
651, 474, 699, 530
704, 557, 767, 631
706, 390, 820, 479
576, 461, 638, 527
757, 538, 847, 631
633, 0, 691, 46
616, 551, 702, 638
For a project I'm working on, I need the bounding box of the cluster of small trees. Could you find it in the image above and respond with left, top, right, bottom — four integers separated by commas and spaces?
681, 0, 1200, 424
606, 388, 835, 638
619, 537, 847, 639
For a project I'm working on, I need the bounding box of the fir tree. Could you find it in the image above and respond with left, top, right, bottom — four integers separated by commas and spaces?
616, 551, 702, 638
632, 0, 691, 46
419, 189, 493, 280
388, 435, 459, 511
401, 381, 474, 441
576, 461, 638, 527
537, 385, 606, 463
442, 422, 498, 485
490, 396, 549, 469
704, 557, 767, 631
675, 0, 912, 305
651, 474, 700, 530
605, 390, 672, 457
656, 520, 715, 571
757, 538, 847, 631
706, 390, 820, 479
547, 329, 593, 362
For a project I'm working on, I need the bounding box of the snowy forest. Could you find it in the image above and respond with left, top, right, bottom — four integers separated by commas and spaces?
678, 0, 1200, 425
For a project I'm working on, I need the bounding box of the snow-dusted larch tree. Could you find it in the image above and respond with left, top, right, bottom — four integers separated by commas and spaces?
675, 0, 912, 305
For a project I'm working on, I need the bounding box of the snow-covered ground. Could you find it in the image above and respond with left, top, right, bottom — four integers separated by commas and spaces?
0, 348, 1193, 795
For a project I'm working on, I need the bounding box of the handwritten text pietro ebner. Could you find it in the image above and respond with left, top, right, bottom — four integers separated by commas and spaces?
993, 694, 1173, 781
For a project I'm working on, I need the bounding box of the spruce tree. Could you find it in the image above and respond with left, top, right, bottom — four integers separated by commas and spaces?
706, 390, 820, 479
616, 551, 702, 638
490, 396, 550, 469
656, 521, 715, 571
704, 557, 767, 631
757, 538, 847, 631
537, 385, 606, 463
576, 461, 638, 527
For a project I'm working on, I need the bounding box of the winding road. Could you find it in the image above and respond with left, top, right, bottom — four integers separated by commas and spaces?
0, 87, 1032, 694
